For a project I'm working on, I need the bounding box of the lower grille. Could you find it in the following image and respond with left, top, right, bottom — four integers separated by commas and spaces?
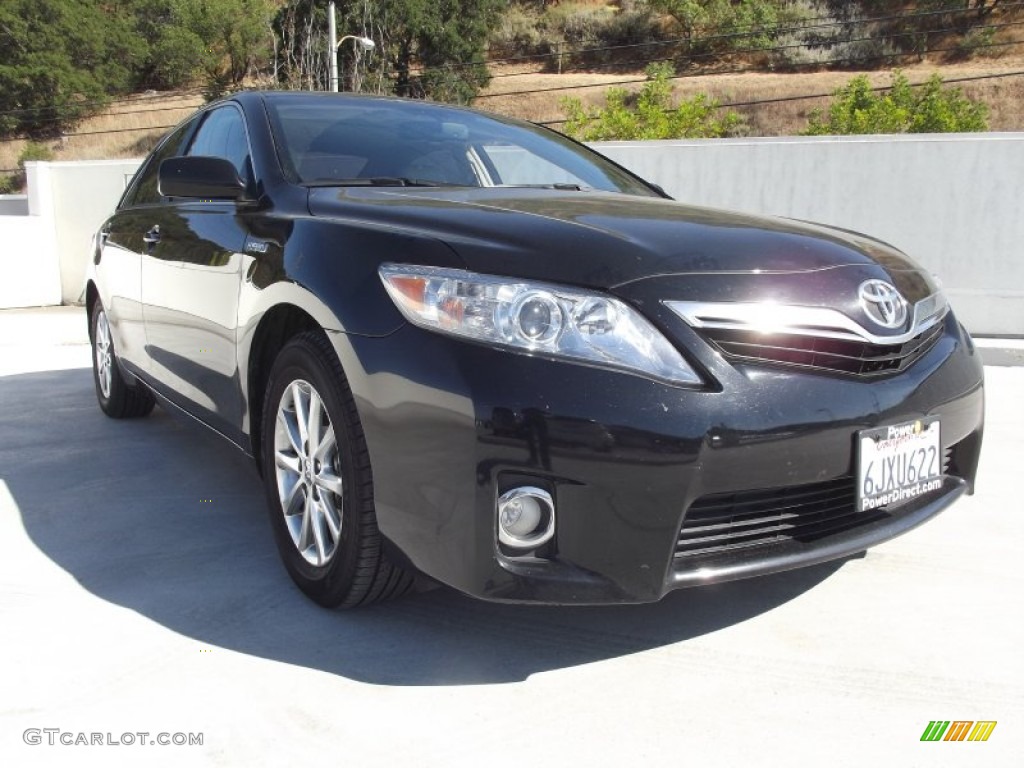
674, 441, 963, 565
701, 320, 943, 377
676, 477, 873, 561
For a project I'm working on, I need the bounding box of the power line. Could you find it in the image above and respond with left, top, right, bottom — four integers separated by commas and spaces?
535, 69, 1024, 127
1, 4, 1019, 124
11, 63, 1020, 145
2, 8, 1022, 143
0, 122, 182, 145
3, 40, 1019, 145
404, 0, 1024, 77
481, 16, 1024, 82
0, 100, 203, 136
0, 87, 207, 120
2, 68, 1019, 166
475, 36, 1024, 102
52, 123, 181, 139
7, 14, 1021, 131
0, 97, 205, 141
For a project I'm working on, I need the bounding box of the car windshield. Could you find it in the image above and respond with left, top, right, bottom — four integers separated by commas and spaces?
264, 97, 659, 197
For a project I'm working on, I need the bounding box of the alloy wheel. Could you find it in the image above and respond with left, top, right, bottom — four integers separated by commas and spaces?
94, 310, 113, 399
273, 380, 345, 566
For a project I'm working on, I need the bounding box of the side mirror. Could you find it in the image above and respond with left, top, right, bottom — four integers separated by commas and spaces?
159, 156, 247, 200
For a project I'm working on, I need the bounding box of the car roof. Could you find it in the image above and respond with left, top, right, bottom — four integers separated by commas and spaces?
228, 90, 479, 116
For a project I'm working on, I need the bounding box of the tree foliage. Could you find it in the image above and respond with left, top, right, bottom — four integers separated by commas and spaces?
0, 0, 505, 138
0, 0, 142, 137
131, 0, 276, 94
0, 1, 1004, 141
332, 0, 505, 103
561, 63, 741, 141
0, 0, 274, 136
645, 0, 785, 53
802, 0, 1008, 62
270, 0, 504, 103
803, 71, 989, 134
175, 0, 275, 96
272, 0, 330, 92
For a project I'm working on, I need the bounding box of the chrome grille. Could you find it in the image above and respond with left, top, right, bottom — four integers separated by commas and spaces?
665, 296, 949, 378
701, 319, 944, 377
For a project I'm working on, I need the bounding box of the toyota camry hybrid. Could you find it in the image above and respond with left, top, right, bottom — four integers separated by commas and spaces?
86, 91, 984, 608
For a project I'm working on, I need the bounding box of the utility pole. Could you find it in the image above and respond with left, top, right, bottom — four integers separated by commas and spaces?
328, 1, 339, 92
327, 3, 374, 92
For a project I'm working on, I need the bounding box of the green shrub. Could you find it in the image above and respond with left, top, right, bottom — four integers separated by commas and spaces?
803, 71, 989, 135
956, 25, 1000, 59
561, 62, 741, 140
490, 4, 546, 58
0, 142, 53, 194
18, 142, 55, 166
562, 7, 662, 69
545, 4, 615, 46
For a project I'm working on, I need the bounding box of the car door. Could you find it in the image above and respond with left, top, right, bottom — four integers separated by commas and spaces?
99, 119, 197, 373
140, 104, 254, 444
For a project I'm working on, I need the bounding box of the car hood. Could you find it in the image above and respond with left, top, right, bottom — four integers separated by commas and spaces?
307, 187, 937, 303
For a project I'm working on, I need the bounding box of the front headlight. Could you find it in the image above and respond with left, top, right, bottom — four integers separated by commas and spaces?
379, 264, 701, 385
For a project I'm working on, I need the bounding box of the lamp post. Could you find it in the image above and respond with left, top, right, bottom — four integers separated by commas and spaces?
327, 2, 375, 93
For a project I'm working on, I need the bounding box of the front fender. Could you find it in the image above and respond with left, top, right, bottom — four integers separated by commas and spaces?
236, 214, 469, 446
242, 214, 467, 336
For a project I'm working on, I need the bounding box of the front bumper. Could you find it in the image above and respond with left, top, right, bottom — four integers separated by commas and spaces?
329, 310, 984, 604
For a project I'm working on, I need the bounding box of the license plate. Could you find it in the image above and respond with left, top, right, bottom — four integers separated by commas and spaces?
857, 418, 942, 513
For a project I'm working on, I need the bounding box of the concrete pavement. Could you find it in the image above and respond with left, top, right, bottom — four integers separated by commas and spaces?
1, 307, 1021, 767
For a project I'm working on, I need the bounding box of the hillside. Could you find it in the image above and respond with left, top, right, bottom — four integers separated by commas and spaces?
2, 57, 1023, 183
479, 55, 1024, 134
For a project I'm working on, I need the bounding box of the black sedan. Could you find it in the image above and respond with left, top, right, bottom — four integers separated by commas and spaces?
86, 91, 984, 607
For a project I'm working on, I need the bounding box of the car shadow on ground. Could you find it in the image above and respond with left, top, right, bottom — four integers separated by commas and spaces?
2, 368, 848, 686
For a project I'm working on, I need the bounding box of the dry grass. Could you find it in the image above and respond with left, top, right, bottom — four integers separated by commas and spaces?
0, 91, 204, 177
479, 53, 1024, 134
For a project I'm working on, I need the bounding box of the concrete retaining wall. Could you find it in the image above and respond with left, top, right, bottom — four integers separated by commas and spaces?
0, 161, 142, 308
46, 160, 143, 302
0, 169, 60, 308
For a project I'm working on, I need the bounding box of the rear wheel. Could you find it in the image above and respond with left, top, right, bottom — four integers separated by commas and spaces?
91, 303, 155, 418
261, 331, 412, 608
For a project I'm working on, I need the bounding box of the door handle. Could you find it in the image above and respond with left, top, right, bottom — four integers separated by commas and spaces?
143, 225, 161, 245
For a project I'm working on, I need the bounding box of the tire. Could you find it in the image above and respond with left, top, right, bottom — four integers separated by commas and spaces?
260, 331, 413, 608
91, 303, 156, 419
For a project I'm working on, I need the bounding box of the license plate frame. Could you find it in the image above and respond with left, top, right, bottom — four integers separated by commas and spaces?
856, 417, 942, 513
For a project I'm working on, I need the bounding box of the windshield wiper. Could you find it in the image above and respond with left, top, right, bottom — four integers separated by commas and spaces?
304, 177, 461, 188
493, 183, 585, 191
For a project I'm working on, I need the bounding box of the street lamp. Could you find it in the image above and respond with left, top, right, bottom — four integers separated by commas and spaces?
328, 2, 375, 93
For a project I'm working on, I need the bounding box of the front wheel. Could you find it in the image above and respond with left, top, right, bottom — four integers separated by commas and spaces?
260, 331, 412, 608
91, 303, 155, 418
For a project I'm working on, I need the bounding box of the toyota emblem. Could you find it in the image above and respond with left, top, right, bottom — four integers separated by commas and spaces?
858, 280, 908, 329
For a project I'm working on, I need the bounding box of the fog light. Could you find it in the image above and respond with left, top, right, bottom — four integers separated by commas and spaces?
497, 487, 555, 549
